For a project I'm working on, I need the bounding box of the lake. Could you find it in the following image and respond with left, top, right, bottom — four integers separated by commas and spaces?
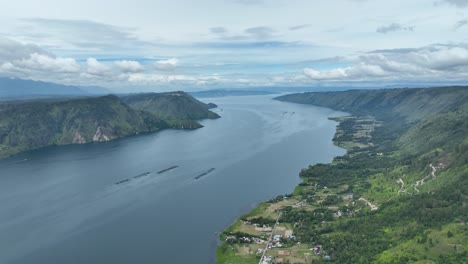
0, 95, 345, 264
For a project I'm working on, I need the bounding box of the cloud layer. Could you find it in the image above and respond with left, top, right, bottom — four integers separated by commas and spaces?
0, 38, 80, 79
303, 44, 468, 81
442, 0, 468, 8
1, 0, 468, 90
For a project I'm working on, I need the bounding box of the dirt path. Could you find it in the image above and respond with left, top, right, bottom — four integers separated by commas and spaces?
397, 178, 406, 194
386, 164, 440, 203
358, 197, 379, 211
413, 163, 438, 193
430, 163, 437, 178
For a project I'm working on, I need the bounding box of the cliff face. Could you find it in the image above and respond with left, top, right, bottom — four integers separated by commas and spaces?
0, 92, 219, 158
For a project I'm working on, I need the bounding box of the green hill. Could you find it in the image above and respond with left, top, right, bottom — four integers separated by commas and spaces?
274, 87, 468, 263
0, 92, 220, 159
122, 91, 219, 129
276, 86, 468, 121
216, 87, 468, 264
122, 91, 219, 119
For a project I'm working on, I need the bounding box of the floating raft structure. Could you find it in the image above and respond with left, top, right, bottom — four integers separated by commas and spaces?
157, 166, 179, 174
195, 168, 215, 180
114, 166, 178, 185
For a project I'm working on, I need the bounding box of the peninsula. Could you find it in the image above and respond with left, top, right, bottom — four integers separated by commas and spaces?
0, 91, 219, 159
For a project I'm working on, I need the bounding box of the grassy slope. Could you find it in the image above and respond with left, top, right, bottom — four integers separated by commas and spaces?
273, 86, 468, 263
216, 86, 467, 264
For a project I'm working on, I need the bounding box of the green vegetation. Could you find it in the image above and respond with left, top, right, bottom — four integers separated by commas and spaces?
0, 92, 219, 158
122, 91, 219, 122
217, 86, 468, 263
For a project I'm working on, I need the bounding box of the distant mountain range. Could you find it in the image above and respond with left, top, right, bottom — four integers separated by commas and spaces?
0, 77, 111, 98
189, 89, 276, 98
0, 91, 219, 158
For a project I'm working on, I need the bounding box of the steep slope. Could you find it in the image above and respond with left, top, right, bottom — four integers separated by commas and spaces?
273, 86, 468, 263
122, 91, 220, 129
216, 86, 468, 264
122, 91, 219, 120
276, 86, 468, 122
0, 95, 168, 158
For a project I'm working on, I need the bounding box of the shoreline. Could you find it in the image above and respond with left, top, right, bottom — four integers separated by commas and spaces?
215, 114, 353, 264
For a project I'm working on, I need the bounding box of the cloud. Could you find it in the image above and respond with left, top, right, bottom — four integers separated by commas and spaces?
0, 37, 55, 62
154, 58, 178, 71
439, 0, 468, 7
210, 27, 228, 35
245, 26, 276, 39
86, 58, 112, 76
195, 41, 302, 49
376, 23, 414, 34
127, 73, 222, 85
19, 18, 152, 52
3, 53, 80, 73
304, 64, 387, 80
454, 19, 468, 29
208, 26, 278, 41
289, 24, 311, 31
0, 37, 80, 76
303, 44, 468, 81
409, 46, 468, 70
232, 0, 263, 5
114, 60, 144, 73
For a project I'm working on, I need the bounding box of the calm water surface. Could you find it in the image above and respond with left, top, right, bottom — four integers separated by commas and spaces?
0, 95, 345, 264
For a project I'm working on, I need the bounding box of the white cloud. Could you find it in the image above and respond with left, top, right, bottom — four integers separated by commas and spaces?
304, 63, 387, 80
154, 58, 178, 71
406, 46, 468, 70
439, 0, 468, 7
0, 37, 80, 76
0, 37, 54, 62
86, 57, 112, 76
114, 60, 144, 73
303, 45, 468, 81
376, 23, 414, 34
2, 53, 80, 73
127, 73, 222, 85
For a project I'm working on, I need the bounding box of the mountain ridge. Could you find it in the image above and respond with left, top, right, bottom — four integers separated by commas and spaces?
216, 86, 468, 263
0, 92, 219, 159
0, 77, 111, 98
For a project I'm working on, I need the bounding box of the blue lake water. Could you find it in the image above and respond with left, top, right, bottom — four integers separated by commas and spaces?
0, 95, 345, 264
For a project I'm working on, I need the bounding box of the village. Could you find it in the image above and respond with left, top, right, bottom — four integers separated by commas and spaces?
218, 122, 384, 264
220, 189, 349, 264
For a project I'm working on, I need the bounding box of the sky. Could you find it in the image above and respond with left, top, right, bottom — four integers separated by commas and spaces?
0, 0, 467, 91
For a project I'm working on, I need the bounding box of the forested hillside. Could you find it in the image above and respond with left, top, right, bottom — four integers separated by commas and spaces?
217, 87, 468, 264
0, 92, 220, 159
276, 87, 468, 263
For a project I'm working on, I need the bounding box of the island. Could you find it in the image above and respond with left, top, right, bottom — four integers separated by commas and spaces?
216, 86, 468, 263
